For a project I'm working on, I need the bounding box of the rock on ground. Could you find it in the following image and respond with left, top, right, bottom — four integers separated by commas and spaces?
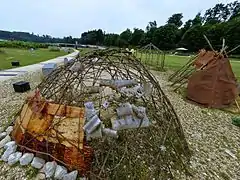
19, 153, 34, 166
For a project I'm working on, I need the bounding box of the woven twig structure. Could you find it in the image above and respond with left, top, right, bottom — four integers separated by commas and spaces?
12, 49, 190, 179
137, 43, 166, 71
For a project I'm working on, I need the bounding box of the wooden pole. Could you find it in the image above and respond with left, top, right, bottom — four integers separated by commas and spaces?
169, 55, 197, 81
156, 52, 159, 68
203, 35, 215, 52
220, 38, 225, 54
235, 99, 240, 113
227, 45, 240, 54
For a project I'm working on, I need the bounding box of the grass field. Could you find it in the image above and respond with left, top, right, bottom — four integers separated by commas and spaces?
0, 48, 68, 70
137, 53, 240, 80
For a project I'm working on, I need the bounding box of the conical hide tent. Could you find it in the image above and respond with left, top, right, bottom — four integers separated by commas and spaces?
187, 51, 238, 108
193, 49, 215, 69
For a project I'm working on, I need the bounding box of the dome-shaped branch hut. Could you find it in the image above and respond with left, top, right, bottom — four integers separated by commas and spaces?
11, 49, 190, 179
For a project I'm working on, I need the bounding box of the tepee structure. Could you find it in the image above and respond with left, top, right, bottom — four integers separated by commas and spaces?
169, 36, 239, 108
187, 49, 238, 108
137, 43, 166, 70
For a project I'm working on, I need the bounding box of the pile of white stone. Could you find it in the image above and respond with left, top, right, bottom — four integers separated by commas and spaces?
0, 126, 81, 180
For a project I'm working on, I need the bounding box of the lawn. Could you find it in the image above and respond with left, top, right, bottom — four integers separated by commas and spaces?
137, 53, 240, 80
0, 48, 69, 70
78, 48, 94, 55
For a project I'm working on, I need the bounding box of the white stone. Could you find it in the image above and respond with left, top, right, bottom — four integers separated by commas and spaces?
54, 165, 68, 179
8, 151, 22, 165
63, 170, 78, 180
4, 141, 16, 149
0, 132, 7, 140
35, 170, 46, 180
37, 167, 46, 179
64, 58, 69, 65
43, 161, 57, 178
79, 178, 87, 180
1, 145, 17, 161
70, 62, 83, 72
5, 126, 13, 135
31, 157, 45, 169
0, 135, 11, 148
19, 153, 34, 166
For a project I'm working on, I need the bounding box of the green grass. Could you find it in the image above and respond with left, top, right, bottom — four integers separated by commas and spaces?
78, 48, 93, 55
0, 48, 68, 70
137, 53, 240, 80
230, 61, 240, 80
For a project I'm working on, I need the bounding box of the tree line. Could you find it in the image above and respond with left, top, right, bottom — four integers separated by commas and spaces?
79, 1, 240, 53
0, 30, 80, 44
0, 40, 49, 49
0, 1, 239, 53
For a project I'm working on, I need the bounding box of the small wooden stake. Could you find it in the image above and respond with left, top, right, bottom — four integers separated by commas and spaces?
203, 35, 215, 52
235, 99, 240, 113
227, 45, 240, 54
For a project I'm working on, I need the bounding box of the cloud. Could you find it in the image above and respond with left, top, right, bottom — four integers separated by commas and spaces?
0, 0, 233, 37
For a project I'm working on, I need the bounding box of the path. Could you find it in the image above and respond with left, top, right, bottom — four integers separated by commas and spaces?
0, 50, 79, 81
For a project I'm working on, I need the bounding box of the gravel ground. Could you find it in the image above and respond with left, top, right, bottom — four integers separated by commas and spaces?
0, 70, 239, 179
0, 71, 43, 127
153, 70, 240, 180
0, 71, 42, 180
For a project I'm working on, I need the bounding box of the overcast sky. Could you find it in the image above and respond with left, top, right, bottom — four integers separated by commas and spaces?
0, 0, 233, 38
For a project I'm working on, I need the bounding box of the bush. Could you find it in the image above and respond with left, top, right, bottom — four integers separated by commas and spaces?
0, 49, 5, 54
229, 55, 240, 60
48, 46, 60, 52
0, 40, 48, 49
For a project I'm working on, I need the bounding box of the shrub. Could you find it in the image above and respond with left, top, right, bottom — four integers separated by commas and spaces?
0, 49, 5, 54
0, 40, 48, 49
48, 46, 60, 52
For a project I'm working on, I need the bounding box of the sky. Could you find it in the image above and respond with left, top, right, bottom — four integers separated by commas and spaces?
0, 0, 233, 38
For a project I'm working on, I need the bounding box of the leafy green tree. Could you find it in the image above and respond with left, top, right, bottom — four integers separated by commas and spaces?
144, 21, 158, 45
153, 24, 178, 50
203, 3, 231, 24
119, 29, 132, 47
192, 13, 203, 26
167, 13, 183, 28
229, 1, 240, 20
79, 29, 105, 45
63, 36, 74, 44
130, 28, 145, 46
179, 25, 206, 51
103, 33, 119, 47
224, 17, 240, 54
179, 20, 193, 42
146, 21, 157, 31
96, 29, 104, 45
